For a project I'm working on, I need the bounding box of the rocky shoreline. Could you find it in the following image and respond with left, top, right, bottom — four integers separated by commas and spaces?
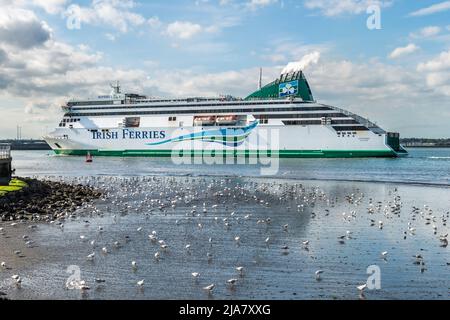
0, 177, 101, 222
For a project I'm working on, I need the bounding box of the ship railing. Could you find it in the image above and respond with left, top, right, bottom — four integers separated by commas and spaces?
326, 105, 380, 129
0, 143, 11, 160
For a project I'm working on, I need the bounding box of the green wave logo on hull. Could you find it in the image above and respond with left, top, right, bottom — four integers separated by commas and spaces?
146, 121, 259, 147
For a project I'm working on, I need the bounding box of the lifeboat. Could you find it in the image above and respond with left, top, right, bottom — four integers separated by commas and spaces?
216, 115, 238, 125
194, 116, 216, 126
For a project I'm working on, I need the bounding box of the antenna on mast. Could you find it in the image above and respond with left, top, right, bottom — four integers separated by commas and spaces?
258, 67, 263, 90
110, 81, 121, 95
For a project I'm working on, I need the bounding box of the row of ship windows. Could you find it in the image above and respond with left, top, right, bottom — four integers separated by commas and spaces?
68, 100, 307, 108
65, 112, 347, 120
282, 120, 360, 125
59, 116, 358, 125
68, 106, 333, 116
59, 118, 80, 127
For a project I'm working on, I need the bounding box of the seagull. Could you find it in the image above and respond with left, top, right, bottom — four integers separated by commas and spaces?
192, 272, 200, 279
236, 266, 244, 275
227, 279, 238, 286
302, 240, 309, 247
132, 261, 137, 269
1, 262, 6, 268
282, 224, 289, 232
12, 275, 22, 286
102, 247, 108, 254
315, 270, 324, 281
203, 284, 215, 293
137, 280, 145, 287
357, 284, 367, 292
234, 236, 240, 244
154, 252, 161, 261
87, 252, 95, 261
137, 227, 142, 232
79, 280, 90, 291
381, 251, 388, 259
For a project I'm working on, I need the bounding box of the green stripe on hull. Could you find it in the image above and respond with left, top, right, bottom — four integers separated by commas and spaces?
54, 149, 397, 158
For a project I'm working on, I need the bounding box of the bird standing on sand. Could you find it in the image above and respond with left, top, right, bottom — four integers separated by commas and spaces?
12, 275, 22, 287
357, 284, 367, 292
315, 270, 323, 281
227, 279, 238, 287
203, 284, 215, 294
192, 272, 200, 280
236, 266, 244, 276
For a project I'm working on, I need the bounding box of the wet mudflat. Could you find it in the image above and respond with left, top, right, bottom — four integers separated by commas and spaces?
0, 175, 448, 300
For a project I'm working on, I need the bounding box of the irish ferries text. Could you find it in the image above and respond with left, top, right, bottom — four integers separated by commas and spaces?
92, 129, 166, 140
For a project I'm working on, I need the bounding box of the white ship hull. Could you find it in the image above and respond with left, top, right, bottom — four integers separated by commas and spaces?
45, 124, 398, 158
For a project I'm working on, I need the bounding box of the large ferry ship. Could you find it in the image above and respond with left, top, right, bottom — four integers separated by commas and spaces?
44, 70, 407, 158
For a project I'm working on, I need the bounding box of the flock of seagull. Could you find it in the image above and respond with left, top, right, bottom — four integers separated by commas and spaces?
0, 175, 449, 299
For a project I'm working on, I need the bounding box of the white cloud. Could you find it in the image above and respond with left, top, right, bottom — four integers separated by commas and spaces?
304, 0, 393, 17
247, 0, 278, 10
148, 16, 162, 29
62, 0, 146, 33
409, 1, 450, 17
165, 21, 203, 40
32, 0, 68, 14
105, 33, 116, 41
410, 26, 442, 39
417, 51, 450, 97
0, 7, 52, 49
417, 50, 450, 72
389, 44, 419, 59
262, 53, 287, 63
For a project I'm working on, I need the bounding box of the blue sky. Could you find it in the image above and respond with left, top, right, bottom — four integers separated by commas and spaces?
0, 0, 449, 138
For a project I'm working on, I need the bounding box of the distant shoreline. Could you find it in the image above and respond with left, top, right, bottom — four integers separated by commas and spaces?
404, 146, 450, 148
0, 140, 51, 151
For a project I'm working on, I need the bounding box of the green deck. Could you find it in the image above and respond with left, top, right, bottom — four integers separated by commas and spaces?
54, 149, 397, 158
